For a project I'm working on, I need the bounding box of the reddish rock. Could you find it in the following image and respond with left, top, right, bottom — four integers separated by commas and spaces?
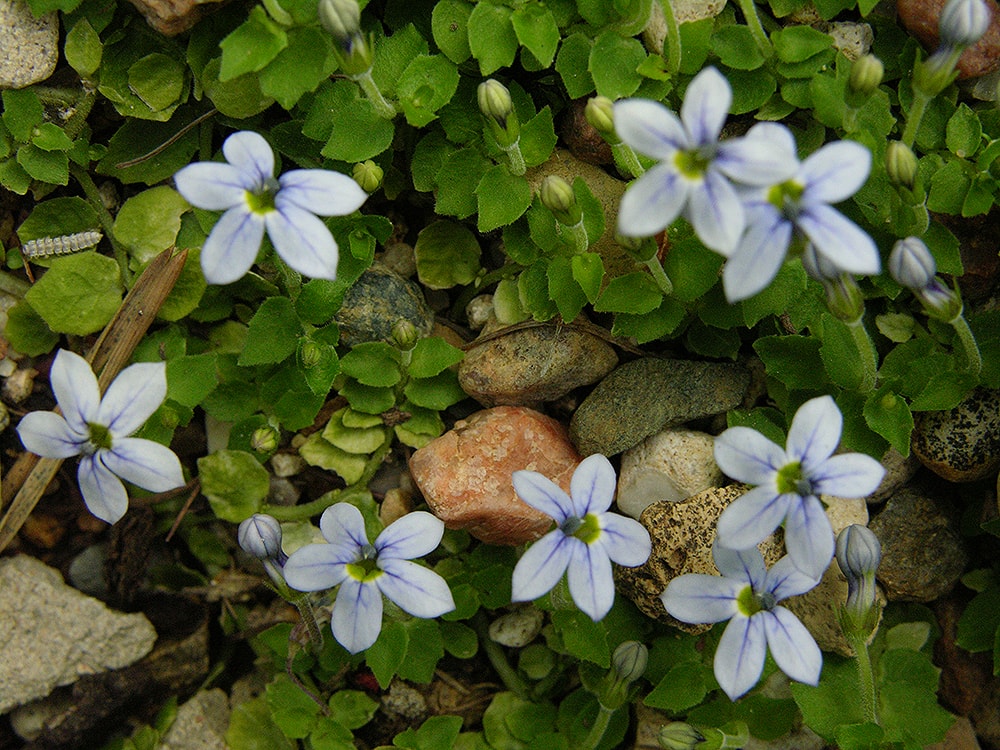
897, 0, 1000, 78
409, 406, 581, 545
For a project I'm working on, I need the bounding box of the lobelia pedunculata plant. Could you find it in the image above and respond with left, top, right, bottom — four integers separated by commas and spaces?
5, 0, 999, 746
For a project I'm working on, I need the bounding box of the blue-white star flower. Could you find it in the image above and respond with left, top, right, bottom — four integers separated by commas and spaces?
282, 503, 455, 654
614, 67, 798, 254
16, 349, 185, 525
662, 543, 822, 701
511, 453, 651, 621
721, 123, 880, 302
174, 131, 368, 285
714, 396, 885, 579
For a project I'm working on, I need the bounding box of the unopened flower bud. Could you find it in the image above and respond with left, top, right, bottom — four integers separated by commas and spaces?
353, 160, 383, 193
300, 340, 323, 368
239, 514, 286, 564
478, 79, 520, 147
251, 425, 280, 454
939, 0, 991, 48
658, 722, 705, 750
889, 236, 936, 290
585, 96, 619, 141
885, 141, 918, 190
802, 245, 865, 323
540, 175, 583, 226
392, 319, 419, 350
849, 54, 884, 96
836, 524, 881, 639
319, 0, 372, 76
611, 640, 648, 685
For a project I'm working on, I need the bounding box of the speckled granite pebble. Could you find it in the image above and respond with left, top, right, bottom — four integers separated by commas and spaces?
911, 386, 1000, 482
570, 357, 750, 457
0, 0, 58, 89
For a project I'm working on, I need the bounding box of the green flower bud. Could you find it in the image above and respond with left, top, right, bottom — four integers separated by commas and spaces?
251, 425, 280, 454
478, 79, 520, 147
353, 160, 383, 193
615, 231, 658, 262
392, 319, 419, 350
885, 141, 919, 190
319, 0, 372, 76
300, 340, 323, 368
658, 722, 705, 750
802, 245, 865, 324
585, 96, 619, 142
540, 175, 583, 226
849, 54, 884, 97
611, 640, 648, 685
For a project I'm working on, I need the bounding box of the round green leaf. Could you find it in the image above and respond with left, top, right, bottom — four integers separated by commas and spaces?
24, 253, 122, 335
414, 220, 482, 289
197, 449, 270, 522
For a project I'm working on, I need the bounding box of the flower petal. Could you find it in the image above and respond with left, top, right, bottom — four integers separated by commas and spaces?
715, 485, 792, 551
200, 206, 266, 285
570, 453, 617, 516
797, 204, 881, 275
98, 362, 168, 438
50, 349, 100, 435
680, 67, 731, 146
266, 205, 339, 280
714, 426, 785, 484
764, 607, 822, 686
332, 578, 383, 653
799, 141, 871, 204
715, 131, 799, 187
282, 543, 352, 591
715, 614, 767, 700
712, 543, 767, 589
511, 530, 573, 603
614, 99, 688, 159
765, 554, 822, 601
597, 513, 651, 567
277, 169, 368, 217
78, 454, 129, 524
102, 438, 183, 493
660, 573, 742, 624
812, 453, 886, 498
616, 163, 689, 238
722, 208, 792, 302
320, 503, 370, 549
222, 131, 274, 189
786, 395, 842, 468
17, 411, 84, 458
375, 510, 444, 560
686, 168, 745, 254
174, 162, 253, 211
783, 494, 835, 579
567, 537, 615, 621
377, 558, 455, 617
512, 470, 572, 523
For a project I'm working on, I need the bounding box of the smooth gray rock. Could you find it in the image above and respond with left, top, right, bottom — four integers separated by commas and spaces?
488, 606, 545, 648
570, 357, 750, 457
0, 0, 58, 89
334, 262, 434, 347
459, 318, 618, 407
160, 689, 230, 750
911, 386, 1000, 482
0, 556, 157, 713
869, 488, 968, 602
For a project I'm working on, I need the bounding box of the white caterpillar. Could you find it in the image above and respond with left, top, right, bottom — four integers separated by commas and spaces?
20, 230, 103, 259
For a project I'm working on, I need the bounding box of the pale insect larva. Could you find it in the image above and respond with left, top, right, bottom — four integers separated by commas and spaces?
20, 230, 103, 259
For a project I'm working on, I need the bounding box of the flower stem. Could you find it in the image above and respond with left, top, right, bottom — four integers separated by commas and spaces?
950, 314, 982, 377
473, 611, 531, 699
579, 704, 615, 750
643, 256, 673, 296
611, 142, 644, 179
735, 0, 772, 56
291, 592, 325, 651
846, 628, 878, 725
848, 318, 878, 393
658, 0, 683, 75
70, 164, 132, 285
352, 70, 396, 119
559, 220, 590, 254
501, 140, 527, 176
901, 86, 933, 148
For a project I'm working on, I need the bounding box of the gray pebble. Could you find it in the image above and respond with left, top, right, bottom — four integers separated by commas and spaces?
0, 0, 57, 90
911, 386, 1000, 482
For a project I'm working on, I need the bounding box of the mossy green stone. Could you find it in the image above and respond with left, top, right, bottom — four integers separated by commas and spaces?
334, 262, 434, 347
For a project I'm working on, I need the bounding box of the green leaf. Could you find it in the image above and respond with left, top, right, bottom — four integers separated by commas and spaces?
308, 718, 355, 750
956, 586, 1000, 652
96, 112, 200, 185
398, 55, 460, 127
225, 696, 294, 750
309, 80, 395, 162
17, 144, 69, 185
266, 674, 320, 739
434, 147, 491, 219
611, 296, 686, 343
440, 621, 478, 658
414, 220, 482, 288
408, 336, 465, 378
339, 342, 402, 387
754, 335, 827, 390
404, 370, 467, 410
664, 238, 724, 302
31, 123, 73, 152
511, 4, 559, 67
927, 159, 970, 214
946, 103, 982, 159
547, 256, 588, 323
792, 655, 866, 741
712, 26, 766, 70
726, 68, 777, 114
679, 18, 714, 74
644, 660, 709, 711
239, 297, 301, 366
202, 57, 274, 119
432, 0, 473, 63
395, 716, 464, 750
519, 107, 558, 168
113, 186, 189, 264
341, 379, 396, 414
24, 253, 121, 335
372, 24, 429, 98
772, 25, 833, 63
820, 314, 866, 390
219, 6, 288, 81
863, 387, 913, 456
326, 690, 378, 730
197, 450, 270, 521
166, 353, 218, 407
572, 252, 604, 304
589, 31, 646, 99
17, 196, 99, 242
128, 53, 186, 112
258, 26, 336, 110
397, 618, 445, 684
4, 300, 59, 356
367, 620, 409, 688
65, 19, 102, 78
476, 166, 532, 232
555, 33, 595, 99
594, 272, 662, 314
2, 89, 44, 142
299, 434, 367, 482
468, 2, 517, 75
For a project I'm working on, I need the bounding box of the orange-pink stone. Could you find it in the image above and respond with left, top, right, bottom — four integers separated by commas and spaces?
409, 406, 583, 545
